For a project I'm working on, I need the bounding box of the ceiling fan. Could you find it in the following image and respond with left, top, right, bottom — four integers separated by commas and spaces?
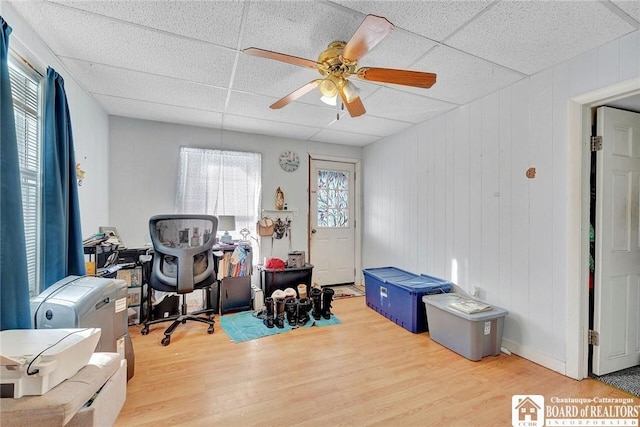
244, 14, 437, 118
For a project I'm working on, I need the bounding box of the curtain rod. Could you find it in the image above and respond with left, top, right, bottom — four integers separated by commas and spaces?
9, 48, 44, 78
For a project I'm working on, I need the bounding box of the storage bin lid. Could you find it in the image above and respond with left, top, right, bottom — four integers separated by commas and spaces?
423, 293, 508, 321
363, 267, 417, 283
393, 277, 452, 294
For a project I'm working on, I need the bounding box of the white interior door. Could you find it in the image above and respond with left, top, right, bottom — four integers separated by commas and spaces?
309, 159, 355, 286
593, 106, 640, 375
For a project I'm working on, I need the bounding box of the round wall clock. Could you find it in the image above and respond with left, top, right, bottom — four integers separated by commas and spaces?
279, 151, 300, 172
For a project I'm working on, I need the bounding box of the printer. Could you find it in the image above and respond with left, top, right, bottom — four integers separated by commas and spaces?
30, 275, 135, 380
0, 328, 101, 398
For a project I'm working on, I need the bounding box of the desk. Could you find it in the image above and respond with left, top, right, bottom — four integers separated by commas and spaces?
257, 263, 314, 298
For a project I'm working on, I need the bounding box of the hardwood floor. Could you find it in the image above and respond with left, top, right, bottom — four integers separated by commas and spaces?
116, 297, 638, 426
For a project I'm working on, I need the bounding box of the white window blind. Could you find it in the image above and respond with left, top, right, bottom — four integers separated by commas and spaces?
9, 57, 42, 297
175, 147, 262, 239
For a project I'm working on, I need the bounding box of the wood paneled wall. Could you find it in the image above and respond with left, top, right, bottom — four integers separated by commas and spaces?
362, 30, 639, 372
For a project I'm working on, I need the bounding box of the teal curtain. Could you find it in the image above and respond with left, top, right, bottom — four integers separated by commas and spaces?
0, 17, 32, 330
42, 67, 85, 288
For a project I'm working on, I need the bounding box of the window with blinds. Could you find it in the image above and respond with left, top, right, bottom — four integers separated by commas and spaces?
9, 56, 42, 297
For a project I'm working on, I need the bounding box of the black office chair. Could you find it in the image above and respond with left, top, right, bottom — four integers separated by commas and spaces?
141, 214, 218, 346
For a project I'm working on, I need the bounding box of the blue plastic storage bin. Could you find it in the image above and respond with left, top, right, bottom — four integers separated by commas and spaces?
363, 267, 452, 333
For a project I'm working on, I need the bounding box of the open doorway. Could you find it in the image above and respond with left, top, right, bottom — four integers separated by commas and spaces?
565, 80, 640, 382
587, 102, 640, 395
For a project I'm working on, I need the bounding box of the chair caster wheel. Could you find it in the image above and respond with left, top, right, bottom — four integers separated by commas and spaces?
161, 336, 170, 346
208, 325, 214, 334
141, 327, 149, 335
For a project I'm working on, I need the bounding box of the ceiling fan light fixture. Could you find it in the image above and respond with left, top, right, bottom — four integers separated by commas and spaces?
318, 77, 338, 98
342, 81, 360, 102
320, 95, 338, 106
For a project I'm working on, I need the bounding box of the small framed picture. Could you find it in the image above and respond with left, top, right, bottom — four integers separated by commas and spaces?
179, 228, 189, 244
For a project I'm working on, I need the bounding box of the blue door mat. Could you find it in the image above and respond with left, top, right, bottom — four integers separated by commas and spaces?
219, 310, 341, 343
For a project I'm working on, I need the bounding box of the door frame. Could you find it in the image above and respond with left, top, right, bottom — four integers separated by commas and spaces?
566, 78, 640, 380
307, 154, 362, 285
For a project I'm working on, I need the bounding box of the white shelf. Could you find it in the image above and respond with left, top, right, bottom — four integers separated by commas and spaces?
262, 209, 298, 217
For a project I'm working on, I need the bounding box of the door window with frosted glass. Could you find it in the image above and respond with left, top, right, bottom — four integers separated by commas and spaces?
317, 169, 349, 227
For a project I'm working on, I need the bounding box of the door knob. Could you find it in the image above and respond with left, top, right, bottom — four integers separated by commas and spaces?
311, 228, 317, 234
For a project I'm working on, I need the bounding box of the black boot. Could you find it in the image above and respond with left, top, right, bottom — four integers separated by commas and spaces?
297, 298, 311, 326
310, 287, 322, 320
264, 297, 274, 328
275, 297, 285, 329
285, 298, 298, 326
321, 288, 334, 319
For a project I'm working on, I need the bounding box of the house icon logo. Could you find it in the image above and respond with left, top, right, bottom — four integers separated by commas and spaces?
512, 395, 544, 427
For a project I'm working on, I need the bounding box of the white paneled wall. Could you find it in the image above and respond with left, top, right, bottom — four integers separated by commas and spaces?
363, 30, 639, 372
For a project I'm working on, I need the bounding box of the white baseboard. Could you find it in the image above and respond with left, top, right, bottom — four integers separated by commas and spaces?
502, 338, 567, 377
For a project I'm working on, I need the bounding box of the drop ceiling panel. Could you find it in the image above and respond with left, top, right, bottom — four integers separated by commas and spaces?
95, 95, 224, 129
222, 114, 322, 141
446, 1, 638, 75
241, 2, 363, 60
360, 86, 457, 123
612, 0, 640, 22
11, 1, 237, 86
331, 0, 493, 41
408, 45, 525, 105
5, 0, 639, 146
327, 112, 413, 138
310, 128, 380, 146
226, 91, 338, 128
62, 59, 228, 112
49, 0, 245, 48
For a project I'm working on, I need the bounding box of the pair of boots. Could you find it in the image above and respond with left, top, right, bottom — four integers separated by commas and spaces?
263, 296, 312, 329
310, 287, 334, 321
263, 297, 285, 329
284, 297, 311, 327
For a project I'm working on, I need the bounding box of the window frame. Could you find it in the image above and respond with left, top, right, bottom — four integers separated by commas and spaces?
8, 51, 44, 297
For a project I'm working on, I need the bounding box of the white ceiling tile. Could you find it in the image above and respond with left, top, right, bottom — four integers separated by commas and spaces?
12, 1, 237, 86
327, 112, 414, 137
360, 86, 457, 123
331, 1, 493, 41
310, 128, 380, 146
351, 25, 437, 70
226, 91, 338, 128
95, 94, 223, 128
242, 2, 363, 60
222, 114, 321, 141
62, 59, 229, 112
446, 1, 637, 75
49, 0, 245, 48
6, 0, 639, 146
408, 45, 525, 105
612, 0, 640, 22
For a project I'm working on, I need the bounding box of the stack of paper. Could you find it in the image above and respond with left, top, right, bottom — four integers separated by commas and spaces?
449, 299, 492, 314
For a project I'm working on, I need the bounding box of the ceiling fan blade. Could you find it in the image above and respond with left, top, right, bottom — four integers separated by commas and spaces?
357, 67, 437, 89
270, 80, 321, 110
339, 90, 366, 117
244, 47, 319, 69
342, 15, 393, 62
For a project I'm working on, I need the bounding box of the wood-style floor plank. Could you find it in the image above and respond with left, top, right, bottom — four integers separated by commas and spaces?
116, 297, 638, 426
